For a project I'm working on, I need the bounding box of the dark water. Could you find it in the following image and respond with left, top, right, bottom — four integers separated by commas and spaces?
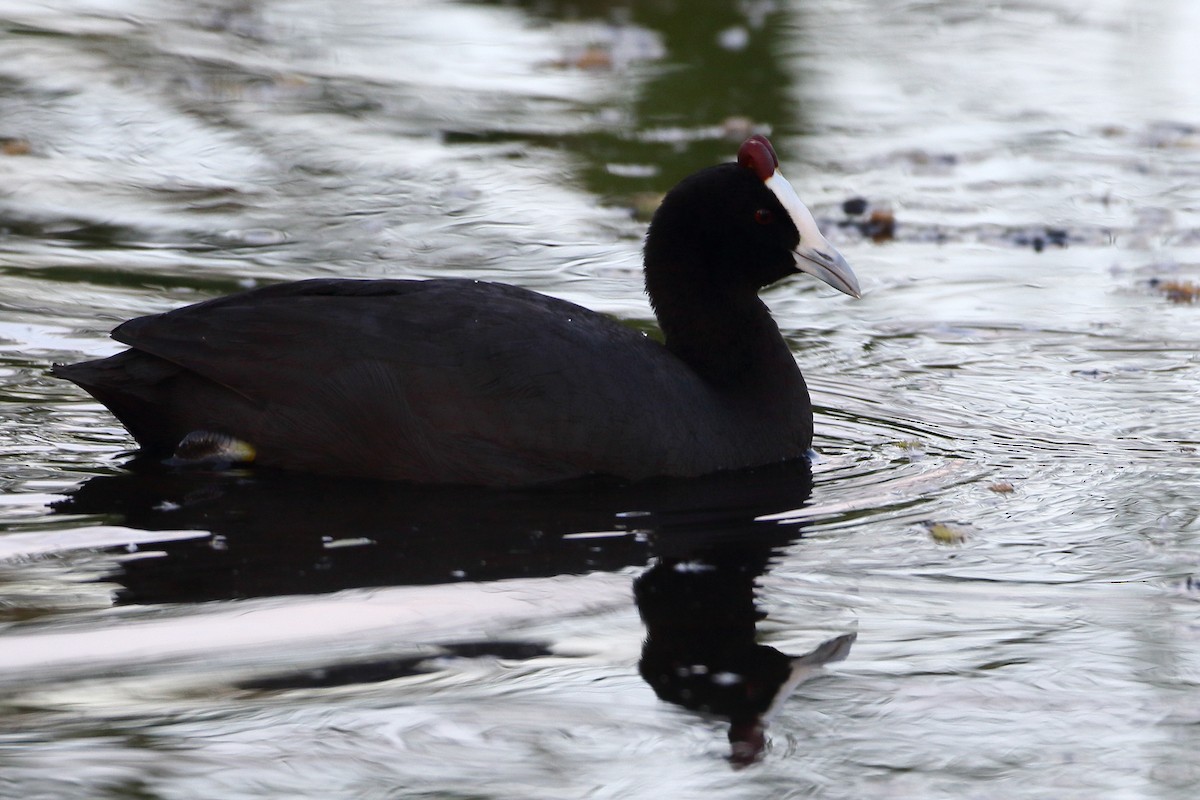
2, 1, 1200, 797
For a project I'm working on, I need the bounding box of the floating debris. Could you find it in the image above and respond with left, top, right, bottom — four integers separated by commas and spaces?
924, 521, 970, 545
838, 198, 895, 242
1148, 277, 1200, 304
988, 482, 1015, 494
1, 137, 32, 156
1014, 227, 1069, 252
842, 197, 869, 216
865, 208, 896, 242
551, 24, 666, 72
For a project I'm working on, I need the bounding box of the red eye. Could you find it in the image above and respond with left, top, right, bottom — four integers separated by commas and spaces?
754, 208, 775, 225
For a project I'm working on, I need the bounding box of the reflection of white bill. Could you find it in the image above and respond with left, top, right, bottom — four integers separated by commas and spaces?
763, 631, 857, 725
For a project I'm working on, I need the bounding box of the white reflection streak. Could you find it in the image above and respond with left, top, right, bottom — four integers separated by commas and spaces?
0, 572, 631, 687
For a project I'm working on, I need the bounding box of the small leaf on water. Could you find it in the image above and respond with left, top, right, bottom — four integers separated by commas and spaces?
925, 521, 969, 545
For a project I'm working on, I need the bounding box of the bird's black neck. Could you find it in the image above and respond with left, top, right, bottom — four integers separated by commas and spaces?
647, 275, 801, 391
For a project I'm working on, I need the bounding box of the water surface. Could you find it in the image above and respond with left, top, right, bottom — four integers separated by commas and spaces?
2, 1, 1199, 797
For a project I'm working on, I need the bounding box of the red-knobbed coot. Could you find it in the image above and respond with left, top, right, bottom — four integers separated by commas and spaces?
54, 136, 860, 485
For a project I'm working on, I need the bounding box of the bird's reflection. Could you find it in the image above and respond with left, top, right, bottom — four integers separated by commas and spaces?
54, 459, 852, 764
636, 542, 854, 766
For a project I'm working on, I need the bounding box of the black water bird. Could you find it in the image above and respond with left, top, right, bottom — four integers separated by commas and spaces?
54, 136, 859, 485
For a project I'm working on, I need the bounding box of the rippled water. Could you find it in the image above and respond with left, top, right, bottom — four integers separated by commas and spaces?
2, 0, 1200, 797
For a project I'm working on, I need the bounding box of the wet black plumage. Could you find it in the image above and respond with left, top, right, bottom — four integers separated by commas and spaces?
54, 136, 857, 485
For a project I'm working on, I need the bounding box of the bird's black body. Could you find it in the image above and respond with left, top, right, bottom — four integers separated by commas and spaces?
53, 137, 858, 485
